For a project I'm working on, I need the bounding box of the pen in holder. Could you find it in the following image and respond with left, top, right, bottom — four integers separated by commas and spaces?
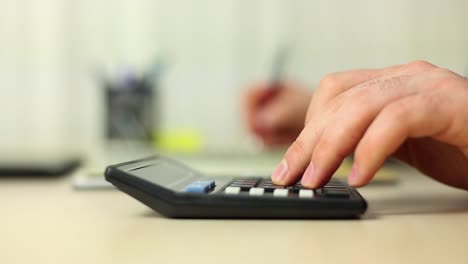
100, 62, 165, 144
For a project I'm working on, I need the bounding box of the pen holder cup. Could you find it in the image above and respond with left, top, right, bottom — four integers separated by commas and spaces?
105, 83, 156, 142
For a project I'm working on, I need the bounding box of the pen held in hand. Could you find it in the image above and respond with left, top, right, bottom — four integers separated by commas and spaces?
259, 44, 291, 106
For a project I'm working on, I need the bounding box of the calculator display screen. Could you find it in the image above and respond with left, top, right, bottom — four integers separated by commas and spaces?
130, 160, 201, 190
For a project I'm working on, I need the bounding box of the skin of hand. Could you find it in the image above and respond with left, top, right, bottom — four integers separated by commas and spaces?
271, 60, 468, 190
243, 83, 312, 147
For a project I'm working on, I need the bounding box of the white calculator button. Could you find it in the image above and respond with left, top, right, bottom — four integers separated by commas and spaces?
299, 189, 314, 198
273, 189, 289, 197
225, 186, 241, 195
249, 188, 265, 196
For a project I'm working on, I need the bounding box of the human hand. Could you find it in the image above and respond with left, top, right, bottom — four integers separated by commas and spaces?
271, 61, 468, 190
243, 83, 312, 147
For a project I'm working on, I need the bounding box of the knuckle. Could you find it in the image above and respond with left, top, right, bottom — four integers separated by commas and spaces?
286, 138, 309, 161
313, 137, 332, 160
432, 67, 452, 75
326, 87, 368, 116
284, 138, 312, 172
309, 73, 343, 121
386, 100, 411, 121
314, 137, 343, 161
318, 72, 342, 90
317, 129, 356, 160
432, 68, 460, 89
412, 92, 444, 120
322, 94, 347, 116
407, 60, 436, 71
432, 67, 454, 77
312, 144, 327, 160
347, 85, 371, 102
419, 92, 442, 108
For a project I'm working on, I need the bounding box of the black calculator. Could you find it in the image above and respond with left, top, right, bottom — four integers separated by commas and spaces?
105, 155, 367, 219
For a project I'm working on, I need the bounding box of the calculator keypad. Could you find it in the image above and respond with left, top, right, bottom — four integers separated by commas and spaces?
222, 178, 352, 199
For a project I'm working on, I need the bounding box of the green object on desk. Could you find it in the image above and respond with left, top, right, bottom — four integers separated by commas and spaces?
153, 128, 204, 154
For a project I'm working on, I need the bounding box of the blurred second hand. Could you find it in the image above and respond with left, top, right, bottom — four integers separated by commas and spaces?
246, 44, 291, 152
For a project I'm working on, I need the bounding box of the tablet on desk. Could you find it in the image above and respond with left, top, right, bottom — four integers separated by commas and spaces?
105, 155, 367, 219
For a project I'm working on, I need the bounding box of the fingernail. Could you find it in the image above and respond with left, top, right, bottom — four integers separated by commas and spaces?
301, 162, 315, 187
272, 159, 288, 183
348, 164, 359, 186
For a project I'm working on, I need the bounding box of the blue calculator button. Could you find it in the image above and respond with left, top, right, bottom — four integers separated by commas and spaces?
184, 180, 215, 193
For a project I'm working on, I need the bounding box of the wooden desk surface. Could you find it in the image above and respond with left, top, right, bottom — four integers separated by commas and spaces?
1, 168, 468, 264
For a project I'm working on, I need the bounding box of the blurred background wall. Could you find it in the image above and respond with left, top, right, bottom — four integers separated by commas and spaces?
0, 0, 467, 155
